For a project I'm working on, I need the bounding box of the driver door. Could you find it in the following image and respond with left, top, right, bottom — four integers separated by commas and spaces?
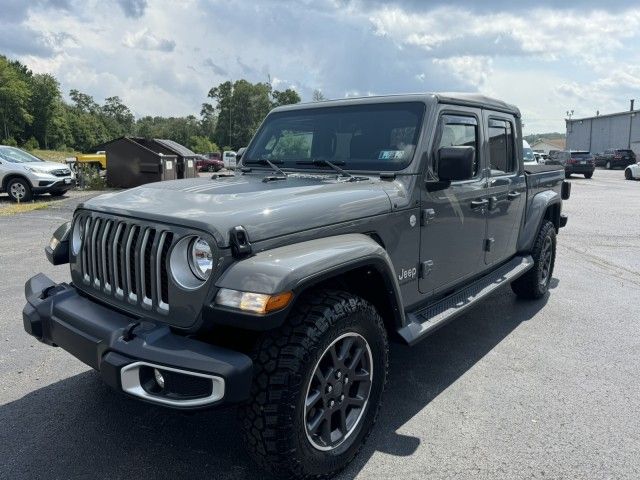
419, 109, 489, 296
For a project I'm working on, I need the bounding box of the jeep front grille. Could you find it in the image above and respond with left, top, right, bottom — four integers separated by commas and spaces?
77, 215, 174, 313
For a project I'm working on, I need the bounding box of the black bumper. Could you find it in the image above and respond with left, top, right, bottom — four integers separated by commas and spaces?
565, 165, 595, 174
23, 273, 252, 409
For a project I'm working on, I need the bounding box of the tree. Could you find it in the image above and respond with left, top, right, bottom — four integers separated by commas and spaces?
206, 80, 301, 150
69, 89, 99, 114
208, 81, 234, 148
29, 74, 63, 149
188, 135, 218, 153
0, 56, 32, 141
272, 88, 301, 107
312, 89, 326, 102
102, 96, 134, 135
199, 102, 217, 140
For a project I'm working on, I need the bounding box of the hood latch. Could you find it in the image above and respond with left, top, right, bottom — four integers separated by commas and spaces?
230, 226, 252, 258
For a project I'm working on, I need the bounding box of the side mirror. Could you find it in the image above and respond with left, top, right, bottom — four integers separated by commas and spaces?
436, 146, 475, 182
236, 147, 247, 160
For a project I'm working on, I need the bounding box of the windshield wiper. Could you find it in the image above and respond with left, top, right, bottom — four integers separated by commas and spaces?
251, 159, 288, 182
295, 159, 353, 179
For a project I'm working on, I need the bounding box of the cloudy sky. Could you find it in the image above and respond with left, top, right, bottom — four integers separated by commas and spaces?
2, 0, 640, 134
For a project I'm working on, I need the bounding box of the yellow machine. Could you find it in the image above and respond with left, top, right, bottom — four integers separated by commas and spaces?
75, 151, 107, 170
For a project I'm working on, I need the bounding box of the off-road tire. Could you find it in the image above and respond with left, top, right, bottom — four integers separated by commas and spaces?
7, 178, 33, 202
584, 172, 593, 179
511, 220, 556, 300
625, 169, 633, 180
238, 290, 389, 479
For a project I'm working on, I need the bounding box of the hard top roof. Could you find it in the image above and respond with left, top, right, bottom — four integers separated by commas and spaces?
271, 92, 520, 116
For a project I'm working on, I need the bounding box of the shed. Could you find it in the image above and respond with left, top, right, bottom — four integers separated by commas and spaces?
98, 137, 178, 189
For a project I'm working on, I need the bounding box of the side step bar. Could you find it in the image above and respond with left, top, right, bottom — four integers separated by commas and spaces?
399, 255, 534, 346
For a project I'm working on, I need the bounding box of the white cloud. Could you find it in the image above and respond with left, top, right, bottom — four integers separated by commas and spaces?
122, 28, 175, 52
4, 0, 640, 133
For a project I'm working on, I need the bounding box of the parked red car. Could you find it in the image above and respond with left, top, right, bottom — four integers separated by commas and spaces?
195, 155, 224, 172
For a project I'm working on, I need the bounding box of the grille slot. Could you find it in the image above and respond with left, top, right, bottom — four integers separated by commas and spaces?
77, 214, 174, 314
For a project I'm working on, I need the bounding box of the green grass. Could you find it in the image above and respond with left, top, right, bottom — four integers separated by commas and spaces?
29, 149, 80, 163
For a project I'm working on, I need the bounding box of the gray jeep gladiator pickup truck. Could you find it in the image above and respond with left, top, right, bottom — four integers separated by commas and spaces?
23, 93, 570, 479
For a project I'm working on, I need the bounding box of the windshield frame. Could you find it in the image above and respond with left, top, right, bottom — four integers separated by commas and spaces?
243, 101, 427, 173
0, 146, 44, 164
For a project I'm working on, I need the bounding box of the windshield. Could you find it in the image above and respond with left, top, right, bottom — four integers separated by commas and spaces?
244, 102, 426, 171
0, 146, 43, 163
572, 152, 592, 159
523, 147, 535, 162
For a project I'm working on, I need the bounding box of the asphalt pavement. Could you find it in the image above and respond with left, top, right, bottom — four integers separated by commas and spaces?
1, 169, 639, 479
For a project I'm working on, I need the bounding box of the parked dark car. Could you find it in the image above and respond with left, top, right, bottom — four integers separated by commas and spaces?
595, 149, 636, 169
195, 155, 224, 172
549, 150, 595, 179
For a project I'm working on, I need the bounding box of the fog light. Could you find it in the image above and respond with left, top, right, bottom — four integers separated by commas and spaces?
153, 368, 165, 389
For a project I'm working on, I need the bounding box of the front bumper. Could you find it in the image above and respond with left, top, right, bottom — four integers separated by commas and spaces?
23, 273, 252, 409
32, 177, 75, 193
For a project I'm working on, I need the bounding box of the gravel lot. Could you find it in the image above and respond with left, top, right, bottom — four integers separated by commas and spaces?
1, 169, 639, 479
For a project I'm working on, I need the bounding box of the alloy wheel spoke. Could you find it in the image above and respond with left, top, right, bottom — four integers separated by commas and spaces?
347, 346, 365, 370
307, 410, 326, 435
338, 407, 348, 435
347, 395, 366, 408
320, 412, 333, 444
306, 389, 322, 411
338, 337, 355, 362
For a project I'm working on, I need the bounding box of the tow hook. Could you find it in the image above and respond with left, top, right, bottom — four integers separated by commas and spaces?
121, 322, 141, 342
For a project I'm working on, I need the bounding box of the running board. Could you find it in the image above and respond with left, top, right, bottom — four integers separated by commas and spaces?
399, 256, 534, 345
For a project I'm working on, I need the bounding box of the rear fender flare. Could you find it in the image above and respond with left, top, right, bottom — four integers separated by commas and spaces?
519, 190, 560, 252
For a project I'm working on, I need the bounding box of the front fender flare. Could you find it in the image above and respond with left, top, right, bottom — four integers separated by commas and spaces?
214, 233, 405, 327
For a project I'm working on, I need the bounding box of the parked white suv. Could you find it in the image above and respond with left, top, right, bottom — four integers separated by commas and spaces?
0, 146, 75, 202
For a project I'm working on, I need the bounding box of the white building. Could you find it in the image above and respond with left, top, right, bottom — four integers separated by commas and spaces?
531, 138, 566, 153
566, 102, 640, 155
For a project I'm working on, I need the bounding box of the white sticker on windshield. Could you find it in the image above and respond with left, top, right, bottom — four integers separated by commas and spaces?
379, 150, 405, 160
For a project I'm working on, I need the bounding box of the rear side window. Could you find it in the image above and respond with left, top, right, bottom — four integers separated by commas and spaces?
488, 118, 516, 174
436, 114, 479, 177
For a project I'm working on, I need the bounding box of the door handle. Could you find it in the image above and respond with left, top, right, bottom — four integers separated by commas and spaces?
507, 191, 521, 200
471, 199, 489, 209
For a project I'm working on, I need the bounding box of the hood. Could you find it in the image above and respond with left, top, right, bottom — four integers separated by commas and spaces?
23, 161, 71, 172
82, 173, 397, 247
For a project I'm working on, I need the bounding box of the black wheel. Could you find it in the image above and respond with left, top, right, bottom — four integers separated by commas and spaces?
584, 172, 593, 179
239, 290, 388, 479
207, 165, 216, 172
606, 160, 612, 170
625, 169, 633, 180
511, 220, 556, 300
49, 190, 68, 197
7, 178, 33, 202
565, 172, 571, 179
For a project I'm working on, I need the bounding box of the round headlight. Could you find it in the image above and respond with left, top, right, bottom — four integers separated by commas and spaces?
71, 219, 83, 255
189, 237, 213, 280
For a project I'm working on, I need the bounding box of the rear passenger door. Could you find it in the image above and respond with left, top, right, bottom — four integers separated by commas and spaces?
483, 113, 526, 266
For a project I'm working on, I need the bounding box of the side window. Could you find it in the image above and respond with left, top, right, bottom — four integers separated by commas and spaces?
488, 118, 516, 175
436, 114, 479, 177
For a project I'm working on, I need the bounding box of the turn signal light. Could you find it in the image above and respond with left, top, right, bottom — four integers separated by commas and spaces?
215, 289, 294, 314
